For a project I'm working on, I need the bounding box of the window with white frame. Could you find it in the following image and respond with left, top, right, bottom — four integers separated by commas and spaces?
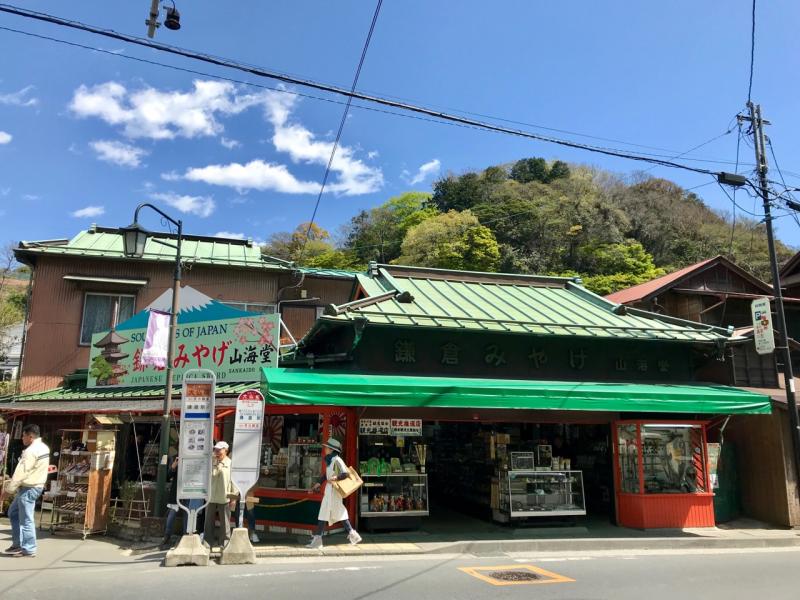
222, 301, 276, 314
79, 293, 136, 345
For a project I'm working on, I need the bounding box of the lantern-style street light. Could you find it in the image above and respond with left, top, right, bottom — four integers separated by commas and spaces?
121, 203, 183, 518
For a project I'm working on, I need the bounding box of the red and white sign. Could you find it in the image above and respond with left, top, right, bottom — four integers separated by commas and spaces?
390, 418, 423, 437
231, 389, 265, 515
751, 297, 776, 355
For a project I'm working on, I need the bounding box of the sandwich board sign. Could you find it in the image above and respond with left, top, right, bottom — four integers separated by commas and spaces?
751, 297, 776, 355
176, 369, 216, 533
231, 389, 265, 528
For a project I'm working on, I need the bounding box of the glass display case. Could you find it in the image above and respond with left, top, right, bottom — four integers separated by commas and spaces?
360, 474, 429, 517
285, 443, 322, 490
500, 470, 586, 517
641, 425, 707, 494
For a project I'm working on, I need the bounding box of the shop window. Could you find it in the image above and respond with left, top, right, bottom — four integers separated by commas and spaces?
80, 293, 135, 345
616, 424, 639, 494
641, 425, 706, 494
260, 413, 331, 491
223, 301, 276, 314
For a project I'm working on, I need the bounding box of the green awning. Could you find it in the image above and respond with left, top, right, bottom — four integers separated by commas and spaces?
261, 368, 771, 415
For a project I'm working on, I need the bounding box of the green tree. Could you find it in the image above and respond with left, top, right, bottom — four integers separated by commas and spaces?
343, 192, 438, 264
510, 157, 549, 184
397, 210, 500, 271
263, 222, 335, 264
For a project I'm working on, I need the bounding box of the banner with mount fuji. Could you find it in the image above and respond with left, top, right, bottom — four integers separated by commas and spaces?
87, 286, 279, 389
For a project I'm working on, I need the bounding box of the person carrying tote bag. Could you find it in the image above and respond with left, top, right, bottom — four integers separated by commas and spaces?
305, 438, 362, 549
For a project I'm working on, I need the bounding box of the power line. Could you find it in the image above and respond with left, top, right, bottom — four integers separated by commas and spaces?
640, 126, 734, 175
0, 4, 726, 178
729, 120, 743, 255
748, 0, 756, 102
298, 0, 383, 262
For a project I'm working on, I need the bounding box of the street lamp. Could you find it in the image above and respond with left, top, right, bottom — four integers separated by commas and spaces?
121, 203, 183, 518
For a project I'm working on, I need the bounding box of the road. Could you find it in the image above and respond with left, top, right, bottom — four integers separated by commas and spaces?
2, 546, 799, 599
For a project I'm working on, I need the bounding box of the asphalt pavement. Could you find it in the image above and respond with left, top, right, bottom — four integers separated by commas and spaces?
2, 540, 799, 600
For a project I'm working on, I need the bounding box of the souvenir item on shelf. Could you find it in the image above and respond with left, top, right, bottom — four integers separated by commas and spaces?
390, 458, 402, 473
413, 443, 427, 474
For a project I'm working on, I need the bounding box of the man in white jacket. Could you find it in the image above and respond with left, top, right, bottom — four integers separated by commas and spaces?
4, 424, 50, 557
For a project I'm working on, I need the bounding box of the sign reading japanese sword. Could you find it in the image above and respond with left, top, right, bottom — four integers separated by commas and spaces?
751, 296, 776, 355
176, 369, 216, 534
231, 389, 265, 528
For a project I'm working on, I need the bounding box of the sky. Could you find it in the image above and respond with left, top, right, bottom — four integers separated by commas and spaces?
1, 1, 800, 251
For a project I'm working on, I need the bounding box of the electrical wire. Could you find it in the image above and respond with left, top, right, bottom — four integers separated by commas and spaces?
729, 121, 743, 255
0, 4, 726, 178
748, 0, 756, 103
640, 126, 734, 175
767, 138, 800, 229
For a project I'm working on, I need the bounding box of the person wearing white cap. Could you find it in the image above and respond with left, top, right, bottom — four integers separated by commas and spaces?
305, 438, 361, 549
204, 440, 236, 550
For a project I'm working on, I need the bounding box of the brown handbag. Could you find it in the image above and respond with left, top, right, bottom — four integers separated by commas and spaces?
332, 465, 364, 499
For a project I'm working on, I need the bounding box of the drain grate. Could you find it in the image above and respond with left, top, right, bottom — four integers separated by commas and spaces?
488, 570, 542, 582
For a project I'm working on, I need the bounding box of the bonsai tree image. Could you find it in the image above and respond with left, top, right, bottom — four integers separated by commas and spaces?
90, 355, 114, 386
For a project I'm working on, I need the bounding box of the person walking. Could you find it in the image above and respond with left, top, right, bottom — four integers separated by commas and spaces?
204, 441, 236, 551
4, 424, 50, 558
305, 438, 361, 549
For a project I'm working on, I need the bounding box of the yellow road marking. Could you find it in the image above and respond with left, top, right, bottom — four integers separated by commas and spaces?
459, 564, 575, 586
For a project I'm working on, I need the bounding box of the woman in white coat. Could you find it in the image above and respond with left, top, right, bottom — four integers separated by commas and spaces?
305, 438, 362, 549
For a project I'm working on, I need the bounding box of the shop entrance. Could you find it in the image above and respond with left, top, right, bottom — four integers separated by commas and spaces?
357, 415, 615, 531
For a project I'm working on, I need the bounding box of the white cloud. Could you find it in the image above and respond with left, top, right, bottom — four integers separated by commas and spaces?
70, 80, 262, 140
261, 91, 383, 195
90, 139, 147, 167
151, 192, 215, 217
72, 205, 105, 218
0, 131, 11, 144
0, 86, 39, 107
213, 231, 246, 240
183, 160, 320, 194
220, 137, 241, 149
0, 187, 10, 196
406, 158, 441, 185
367, 150, 380, 160
23, 194, 39, 201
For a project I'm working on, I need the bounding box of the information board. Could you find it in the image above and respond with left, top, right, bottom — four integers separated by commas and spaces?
231, 389, 264, 527
751, 296, 776, 355
177, 370, 216, 501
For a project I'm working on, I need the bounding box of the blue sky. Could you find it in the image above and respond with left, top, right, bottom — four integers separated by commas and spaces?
2, 1, 800, 250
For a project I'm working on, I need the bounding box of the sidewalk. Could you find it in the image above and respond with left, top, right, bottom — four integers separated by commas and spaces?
2, 515, 799, 568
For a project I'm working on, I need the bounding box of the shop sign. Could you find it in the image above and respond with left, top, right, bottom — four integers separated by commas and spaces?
751, 297, 775, 355
177, 371, 216, 502
390, 418, 422, 436
231, 389, 265, 516
360, 419, 391, 436
359, 418, 422, 436
707, 443, 721, 490
87, 286, 279, 388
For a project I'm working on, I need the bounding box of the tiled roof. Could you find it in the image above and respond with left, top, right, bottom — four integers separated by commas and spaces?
1, 380, 255, 406
15, 227, 360, 279
606, 256, 772, 305
314, 264, 734, 343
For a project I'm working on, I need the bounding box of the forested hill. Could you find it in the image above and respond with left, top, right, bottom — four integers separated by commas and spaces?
263, 158, 795, 295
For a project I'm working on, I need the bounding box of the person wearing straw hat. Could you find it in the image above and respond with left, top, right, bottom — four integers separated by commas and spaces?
305, 438, 361, 549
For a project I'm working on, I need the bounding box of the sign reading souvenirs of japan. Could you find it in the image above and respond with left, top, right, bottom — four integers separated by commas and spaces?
87, 286, 279, 389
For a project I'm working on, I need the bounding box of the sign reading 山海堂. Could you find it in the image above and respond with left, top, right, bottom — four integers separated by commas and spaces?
87, 286, 280, 389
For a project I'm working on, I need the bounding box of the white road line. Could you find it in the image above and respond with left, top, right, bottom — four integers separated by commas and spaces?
231, 566, 383, 579
515, 556, 594, 563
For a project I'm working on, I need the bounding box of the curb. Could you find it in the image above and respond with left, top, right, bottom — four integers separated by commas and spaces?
253, 535, 800, 558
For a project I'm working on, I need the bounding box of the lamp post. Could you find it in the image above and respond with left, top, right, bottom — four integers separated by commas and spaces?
121, 203, 183, 518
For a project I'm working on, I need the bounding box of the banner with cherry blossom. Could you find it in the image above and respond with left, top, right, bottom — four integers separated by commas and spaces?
87, 286, 279, 388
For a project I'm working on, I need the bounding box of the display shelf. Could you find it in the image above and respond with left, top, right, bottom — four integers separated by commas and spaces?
49, 429, 116, 539
498, 470, 586, 518
359, 473, 429, 517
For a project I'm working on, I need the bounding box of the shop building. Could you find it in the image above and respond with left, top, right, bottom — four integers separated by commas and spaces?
608, 255, 800, 526
253, 264, 770, 533
0, 226, 357, 510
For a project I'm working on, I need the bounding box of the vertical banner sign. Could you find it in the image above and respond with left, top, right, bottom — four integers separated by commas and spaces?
751, 297, 776, 355
177, 369, 216, 533
231, 389, 265, 528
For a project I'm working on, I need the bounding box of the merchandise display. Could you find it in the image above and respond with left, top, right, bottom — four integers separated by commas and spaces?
258, 414, 326, 491
498, 470, 586, 518
49, 429, 116, 538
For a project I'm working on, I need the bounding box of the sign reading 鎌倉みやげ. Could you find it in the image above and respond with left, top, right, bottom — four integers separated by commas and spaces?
87, 286, 280, 389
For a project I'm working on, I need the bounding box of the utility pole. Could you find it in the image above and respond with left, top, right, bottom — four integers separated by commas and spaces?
744, 102, 800, 491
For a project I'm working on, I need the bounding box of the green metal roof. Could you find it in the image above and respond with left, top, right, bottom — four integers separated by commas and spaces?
316, 264, 736, 344
262, 368, 771, 414
1, 380, 256, 404
16, 227, 360, 279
